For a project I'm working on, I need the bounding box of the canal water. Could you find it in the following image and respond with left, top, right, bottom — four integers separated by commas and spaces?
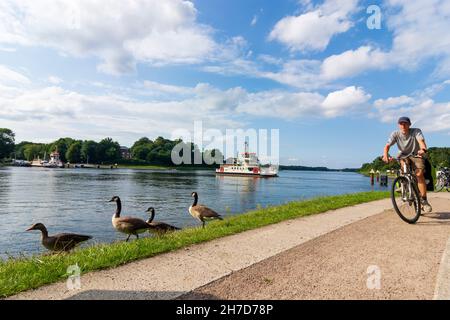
0, 167, 387, 258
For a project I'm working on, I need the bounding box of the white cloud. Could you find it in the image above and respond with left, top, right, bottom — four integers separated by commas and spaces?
0, 46, 16, 52
321, 46, 388, 80
321, 86, 371, 117
0, 65, 31, 85
237, 86, 370, 119
48, 76, 63, 85
0, 82, 246, 144
251, 15, 258, 26
0, 0, 240, 75
141, 80, 191, 96
236, 91, 324, 118
318, 1, 450, 80
0, 74, 375, 143
374, 95, 414, 110
372, 80, 450, 133
269, 0, 358, 52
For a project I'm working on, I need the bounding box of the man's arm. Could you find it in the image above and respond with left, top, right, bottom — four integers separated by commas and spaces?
383, 132, 396, 163
417, 138, 427, 157
383, 144, 391, 163
415, 129, 427, 157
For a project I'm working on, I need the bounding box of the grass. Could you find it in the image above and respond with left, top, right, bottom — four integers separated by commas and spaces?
0, 191, 389, 298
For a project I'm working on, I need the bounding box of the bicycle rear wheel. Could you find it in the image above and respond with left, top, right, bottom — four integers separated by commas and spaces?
391, 176, 421, 224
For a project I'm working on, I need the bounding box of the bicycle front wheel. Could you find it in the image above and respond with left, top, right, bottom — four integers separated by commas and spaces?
391, 176, 421, 224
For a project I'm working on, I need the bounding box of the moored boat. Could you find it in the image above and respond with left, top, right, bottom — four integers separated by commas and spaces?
31, 151, 64, 168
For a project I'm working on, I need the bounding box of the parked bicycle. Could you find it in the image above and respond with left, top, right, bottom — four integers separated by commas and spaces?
389, 155, 422, 224
435, 167, 450, 192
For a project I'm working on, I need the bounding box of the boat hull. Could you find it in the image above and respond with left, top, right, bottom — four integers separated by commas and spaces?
215, 171, 278, 177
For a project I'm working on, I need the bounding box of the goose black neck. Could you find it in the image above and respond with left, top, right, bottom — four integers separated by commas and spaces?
192, 194, 198, 207
39, 227, 49, 239
115, 199, 122, 218
148, 210, 155, 223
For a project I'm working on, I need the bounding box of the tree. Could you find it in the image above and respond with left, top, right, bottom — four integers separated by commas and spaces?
81, 140, 99, 164
14, 141, 33, 160
132, 144, 153, 161
0, 128, 15, 160
48, 138, 74, 163
98, 138, 120, 163
23, 143, 47, 161
66, 141, 82, 163
428, 147, 450, 168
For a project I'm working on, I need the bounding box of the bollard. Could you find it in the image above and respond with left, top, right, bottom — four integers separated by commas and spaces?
371, 173, 374, 185
380, 175, 388, 187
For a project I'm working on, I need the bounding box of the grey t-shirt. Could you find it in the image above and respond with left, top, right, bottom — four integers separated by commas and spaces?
387, 128, 425, 157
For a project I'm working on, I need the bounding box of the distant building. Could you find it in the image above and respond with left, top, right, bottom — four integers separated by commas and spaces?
120, 146, 131, 160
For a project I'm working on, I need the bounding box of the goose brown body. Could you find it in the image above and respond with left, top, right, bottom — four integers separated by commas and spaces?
146, 207, 180, 234
189, 192, 223, 228
109, 196, 151, 241
26, 223, 92, 252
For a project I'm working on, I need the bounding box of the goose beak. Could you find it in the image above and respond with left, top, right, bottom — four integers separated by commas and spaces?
26, 226, 33, 231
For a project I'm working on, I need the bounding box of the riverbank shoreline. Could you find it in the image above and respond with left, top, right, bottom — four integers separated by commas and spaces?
0, 191, 389, 298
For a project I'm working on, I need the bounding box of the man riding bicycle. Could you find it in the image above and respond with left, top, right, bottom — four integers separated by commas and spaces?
382, 116, 432, 213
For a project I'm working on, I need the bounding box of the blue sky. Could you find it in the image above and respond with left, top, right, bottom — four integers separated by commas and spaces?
0, 0, 450, 168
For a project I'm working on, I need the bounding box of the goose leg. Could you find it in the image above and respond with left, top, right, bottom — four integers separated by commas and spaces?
202, 221, 205, 229
136, 234, 139, 240
126, 235, 131, 242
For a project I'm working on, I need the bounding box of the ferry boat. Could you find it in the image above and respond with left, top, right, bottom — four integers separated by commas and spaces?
31, 151, 65, 168
216, 142, 279, 177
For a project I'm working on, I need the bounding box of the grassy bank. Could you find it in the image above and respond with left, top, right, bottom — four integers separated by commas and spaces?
0, 191, 389, 298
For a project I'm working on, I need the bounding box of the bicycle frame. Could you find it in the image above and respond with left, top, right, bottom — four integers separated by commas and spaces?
396, 158, 419, 202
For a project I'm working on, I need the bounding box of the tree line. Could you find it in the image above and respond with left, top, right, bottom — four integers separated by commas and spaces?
0, 128, 223, 166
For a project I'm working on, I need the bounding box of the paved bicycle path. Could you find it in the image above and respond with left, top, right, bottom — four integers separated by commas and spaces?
8, 193, 450, 300
182, 193, 450, 300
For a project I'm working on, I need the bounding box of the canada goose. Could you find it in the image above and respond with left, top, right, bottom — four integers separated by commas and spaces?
189, 192, 223, 228
145, 207, 180, 233
26, 223, 92, 252
108, 196, 151, 241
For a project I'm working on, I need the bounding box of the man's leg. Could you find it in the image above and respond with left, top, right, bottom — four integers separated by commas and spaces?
413, 158, 432, 213
416, 168, 427, 198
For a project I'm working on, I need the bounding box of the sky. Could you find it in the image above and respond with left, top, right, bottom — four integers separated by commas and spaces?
0, 0, 450, 168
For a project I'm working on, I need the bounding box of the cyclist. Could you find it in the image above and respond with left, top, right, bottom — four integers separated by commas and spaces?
382, 116, 432, 213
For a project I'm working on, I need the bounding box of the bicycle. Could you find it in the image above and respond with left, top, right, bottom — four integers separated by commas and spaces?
435, 167, 450, 192
389, 155, 422, 224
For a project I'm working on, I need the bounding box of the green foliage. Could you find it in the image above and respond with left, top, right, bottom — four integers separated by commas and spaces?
80, 140, 99, 164
12, 134, 222, 167
0, 128, 15, 160
360, 156, 399, 173
98, 138, 121, 163
130, 136, 222, 166
428, 147, 450, 169
65, 141, 82, 163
